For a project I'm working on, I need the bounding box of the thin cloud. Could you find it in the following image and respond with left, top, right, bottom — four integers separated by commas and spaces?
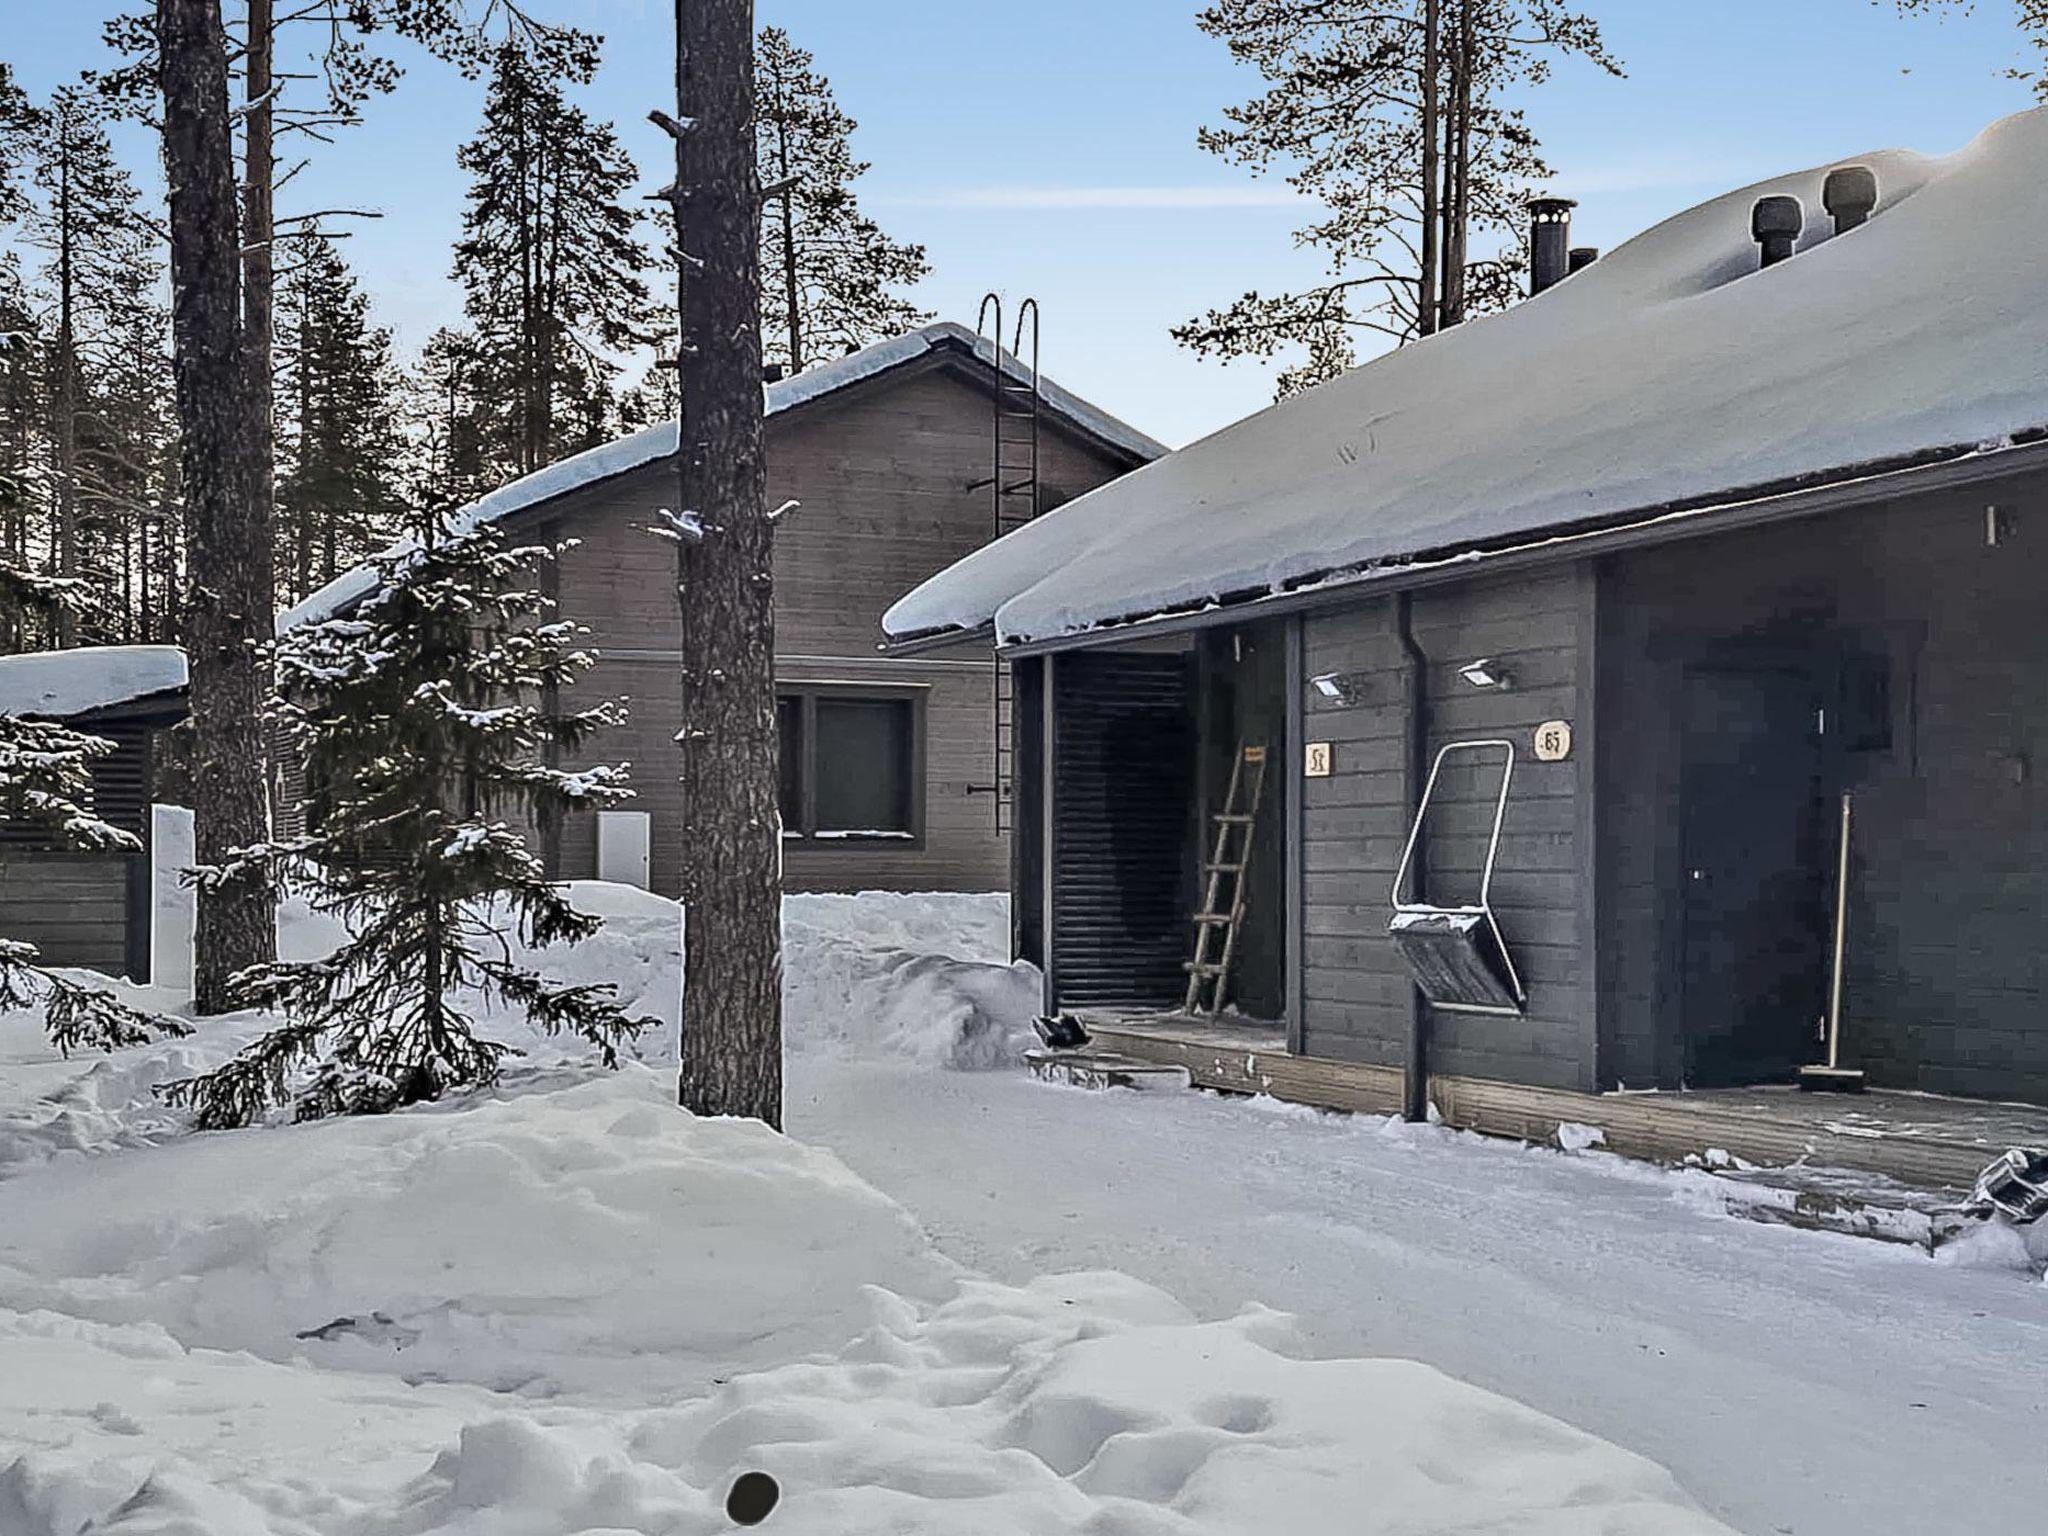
885, 184, 1309, 210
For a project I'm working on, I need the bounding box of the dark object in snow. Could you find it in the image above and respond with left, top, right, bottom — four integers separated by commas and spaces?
1965, 1148, 2048, 1225
725, 1471, 780, 1526
295, 1310, 421, 1349
1034, 1012, 1090, 1051
1753, 194, 1804, 267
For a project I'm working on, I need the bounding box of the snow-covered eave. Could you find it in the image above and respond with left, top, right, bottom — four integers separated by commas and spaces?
0, 644, 190, 721
279, 322, 1163, 636
975, 430, 2048, 659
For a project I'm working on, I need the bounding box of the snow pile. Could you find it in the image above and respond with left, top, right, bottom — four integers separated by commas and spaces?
782, 892, 1042, 1069
0, 1069, 954, 1401
887, 106, 2048, 644
0, 1060, 1740, 1535
0, 645, 185, 718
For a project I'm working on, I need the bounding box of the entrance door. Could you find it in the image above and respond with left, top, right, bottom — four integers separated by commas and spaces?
1679, 668, 1829, 1087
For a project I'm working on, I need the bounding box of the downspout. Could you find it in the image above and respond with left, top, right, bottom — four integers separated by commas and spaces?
1396, 592, 1431, 1123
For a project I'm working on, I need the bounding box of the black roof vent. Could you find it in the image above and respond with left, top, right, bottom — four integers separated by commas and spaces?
763, 363, 786, 383
1752, 195, 1803, 269
1824, 165, 1879, 235
1567, 245, 1600, 274
1528, 196, 1577, 295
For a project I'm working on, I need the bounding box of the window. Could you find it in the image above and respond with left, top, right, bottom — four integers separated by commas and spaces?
777, 685, 923, 842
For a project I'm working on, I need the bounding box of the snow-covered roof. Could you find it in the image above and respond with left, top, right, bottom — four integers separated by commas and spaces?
280, 322, 1165, 633
0, 645, 187, 719
885, 107, 2048, 647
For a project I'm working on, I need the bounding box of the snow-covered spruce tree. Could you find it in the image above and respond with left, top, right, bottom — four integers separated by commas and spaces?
755, 25, 930, 375
159, 513, 648, 1128
0, 558, 187, 1053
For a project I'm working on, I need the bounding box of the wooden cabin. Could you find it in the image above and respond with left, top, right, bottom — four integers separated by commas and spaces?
885, 111, 2048, 1132
281, 323, 1163, 896
0, 646, 186, 982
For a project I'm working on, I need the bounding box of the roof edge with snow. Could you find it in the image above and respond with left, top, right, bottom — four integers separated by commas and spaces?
280, 323, 1165, 634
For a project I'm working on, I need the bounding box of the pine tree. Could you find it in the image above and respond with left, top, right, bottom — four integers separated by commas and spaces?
1177, 0, 1618, 396
24, 87, 172, 647
754, 26, 930, 374
275, 231, 405, 603
157, 0, 277, 1017
0, 555, 188, 1052
452, 41, 654, 482
401, 326, 494, 513
657, 0, 784, 1127
159, 513, 648, 1128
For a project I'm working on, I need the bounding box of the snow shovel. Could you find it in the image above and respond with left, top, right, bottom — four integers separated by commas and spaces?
1387, 739, 1526, 1017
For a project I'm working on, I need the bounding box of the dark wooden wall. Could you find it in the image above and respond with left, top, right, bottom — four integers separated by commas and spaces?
1298, 568, 1596, 1090
1598, 476, 2048, 1101
540, 359, 1141, 897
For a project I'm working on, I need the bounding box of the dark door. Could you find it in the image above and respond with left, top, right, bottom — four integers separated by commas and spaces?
1052, 651, 1196, 1008
1679, 668, 1829, 1087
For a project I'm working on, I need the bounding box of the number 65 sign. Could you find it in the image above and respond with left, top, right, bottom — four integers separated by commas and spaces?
1533, 721, 1573, 763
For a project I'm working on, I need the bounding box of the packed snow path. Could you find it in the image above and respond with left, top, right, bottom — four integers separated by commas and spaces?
789, 1058, 2048, 1536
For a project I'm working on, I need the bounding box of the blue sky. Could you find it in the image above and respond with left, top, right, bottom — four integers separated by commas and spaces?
7, 0, 2039, 445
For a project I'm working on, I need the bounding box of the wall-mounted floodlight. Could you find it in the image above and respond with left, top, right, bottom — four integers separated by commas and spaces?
1458, 658, 1514, 691
1310, 672, 1359, 704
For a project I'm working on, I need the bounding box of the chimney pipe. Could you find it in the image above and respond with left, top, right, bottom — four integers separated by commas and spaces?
1568, 246, 1600, 275
1528, 196, 1577, 295
1752, 195, 1803, 269
763, 363, 786, 383
1823, 165, 1879, 235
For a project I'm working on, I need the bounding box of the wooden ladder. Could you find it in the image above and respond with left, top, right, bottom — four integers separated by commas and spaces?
1183, 743, 1269, 1015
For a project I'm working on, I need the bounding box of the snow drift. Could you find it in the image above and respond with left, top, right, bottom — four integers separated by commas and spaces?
887, 106, 2048, 645
0, 1062, 1741, 1536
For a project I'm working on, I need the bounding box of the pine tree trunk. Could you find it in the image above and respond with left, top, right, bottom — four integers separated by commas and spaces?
1418, 0, 1440, 338
769, 71, 803, 372
668, 0, 783, 1128
54, 141, 78, 648
245, 0, 276, 600
158, 0, 276, 1014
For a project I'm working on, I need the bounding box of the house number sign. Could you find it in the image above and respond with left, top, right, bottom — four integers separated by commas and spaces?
1534, 721, 1573, 762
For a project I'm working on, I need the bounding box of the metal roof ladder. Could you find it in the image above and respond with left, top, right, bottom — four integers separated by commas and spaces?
968, 293, 1041, 836
1184, 743, 1269, 1015
1387, 740, 1527, 1016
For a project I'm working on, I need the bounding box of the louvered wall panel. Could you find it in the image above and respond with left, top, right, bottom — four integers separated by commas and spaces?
1051, 652, 1194, 1008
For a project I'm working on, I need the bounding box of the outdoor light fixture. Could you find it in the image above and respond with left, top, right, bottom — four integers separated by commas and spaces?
1458, 658, 1514, 691
1309, 671, 1360, 704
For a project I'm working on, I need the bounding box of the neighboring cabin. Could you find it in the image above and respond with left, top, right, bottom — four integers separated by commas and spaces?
0, 645, 187, 981
886, 110, 2048, 1109
283, 322, 1163, 897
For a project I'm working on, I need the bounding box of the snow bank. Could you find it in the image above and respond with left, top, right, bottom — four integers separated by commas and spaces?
0, 1064, 1739, 1535
782, 892, 1042, 1069
0, 1069, 954, 1401
887, 107, 2048, 644
0, 645, 185, 718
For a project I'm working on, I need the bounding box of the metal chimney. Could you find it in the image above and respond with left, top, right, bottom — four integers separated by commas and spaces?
1824, 166, 1879, 235
762, 363, 786, 383
1568, 246, 1600, 275
1752, 195, 1803, 269
1528, 196, 1577, 295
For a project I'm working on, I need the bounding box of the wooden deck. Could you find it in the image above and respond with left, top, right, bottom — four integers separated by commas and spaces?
1078, 1011, 2048, 1197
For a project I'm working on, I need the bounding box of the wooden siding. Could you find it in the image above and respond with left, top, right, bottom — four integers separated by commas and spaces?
1299, 568, 1596, 1091
541, 360, 1141, 896
0, 852, 132, 976
1598, 475, 2048, 1102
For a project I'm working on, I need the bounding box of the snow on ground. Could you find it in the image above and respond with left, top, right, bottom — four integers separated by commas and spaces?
0, 886, 1743, 1534
2, 886, 2041, 1534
